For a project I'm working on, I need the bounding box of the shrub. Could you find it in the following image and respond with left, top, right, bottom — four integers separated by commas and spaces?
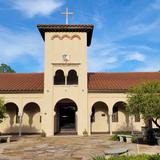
146, 129, 156, 145
91, 154, 160, 160
111, 134, 119, 141
131, 136, 138, 143
41, 130, 46, 137
107, 154, 160, 160
115, 131, 131, 135
153, 129, 160, 137
91, 155, 106, 160
150, 154, 160, 160
83, 129, 88, 137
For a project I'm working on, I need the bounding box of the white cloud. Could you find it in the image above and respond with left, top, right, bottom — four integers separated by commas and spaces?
88, 40, 127, 71
125, 52, 145, 62
0, 25, 43, 71
88, 39, 153, 71
11, 0, 63, 18
89, 55, 118, 72
129, 20, 160, 35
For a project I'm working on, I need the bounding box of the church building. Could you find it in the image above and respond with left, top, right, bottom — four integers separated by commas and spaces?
0, 24, 160, 136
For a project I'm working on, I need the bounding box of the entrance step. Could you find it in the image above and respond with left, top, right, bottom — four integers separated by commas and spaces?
56, 129, 77, 135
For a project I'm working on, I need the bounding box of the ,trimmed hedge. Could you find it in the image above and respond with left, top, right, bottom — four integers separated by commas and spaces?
91, 156, 106, 160
108, 155, 153, 160
91, 154, 160, 160
111, 134, 119, 141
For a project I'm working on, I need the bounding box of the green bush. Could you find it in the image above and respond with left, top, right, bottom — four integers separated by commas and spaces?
108, 155, 150, 160
91, 155, 106, 160
150, 154, 160, 160
153, 129, 160, 137
91, 154, 160, 160
115, 131, 131, 135
41, 130, 46, 137
111, 134, 119, 141
108, 154, 160, 160
131, 136, 138, 143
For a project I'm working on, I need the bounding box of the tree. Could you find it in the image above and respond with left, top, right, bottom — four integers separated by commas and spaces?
126, 81, 160, 128
0, 63, 15, 73
0, 98, 6, 123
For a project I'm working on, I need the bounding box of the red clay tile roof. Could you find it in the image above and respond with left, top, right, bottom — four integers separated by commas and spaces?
88, 72, 160, 92
0, 72, 160, 93
0, 73, 44, 93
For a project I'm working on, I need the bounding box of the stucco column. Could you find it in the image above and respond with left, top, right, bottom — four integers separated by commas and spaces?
130, 115, 134, 135
18, 111, 23, 137
109, 114, 113, 135
64, 72, 67, 85
53, 111, 56, 134
75, 112, 78, 134
88, 113, 92, 136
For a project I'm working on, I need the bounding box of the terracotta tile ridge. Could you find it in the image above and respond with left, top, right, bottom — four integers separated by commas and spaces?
0, 72, 44, 75
88, 72, 160, 74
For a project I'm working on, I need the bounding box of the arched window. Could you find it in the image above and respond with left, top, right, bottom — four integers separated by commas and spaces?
112, 101, 127, 123
112, 106, 118, 122
54, 70, 65, 85
67, 70, 78, 85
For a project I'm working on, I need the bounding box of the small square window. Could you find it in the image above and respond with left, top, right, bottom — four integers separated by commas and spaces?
40, 116, 42, 123
102, 114, 105, 117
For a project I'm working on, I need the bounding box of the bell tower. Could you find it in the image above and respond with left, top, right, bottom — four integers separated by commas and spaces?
37, 24, 94, 136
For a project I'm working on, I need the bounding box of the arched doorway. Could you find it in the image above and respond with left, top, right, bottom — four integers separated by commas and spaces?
23, 102, 41, 133
54, 99, 77, 134
91, 101, 109, 133
4, 102, 19, 133
112, 101, 130, 131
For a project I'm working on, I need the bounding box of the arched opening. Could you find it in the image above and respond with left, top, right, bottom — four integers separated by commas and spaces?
54, 70, 65, 85
91, 101, 109, 133
4, 102, 19, 133
67, 70, 78, 85
112, 101, 129, 131
112, 105, 118, 122
54, 99, 77, 134
23, 102, 41, 133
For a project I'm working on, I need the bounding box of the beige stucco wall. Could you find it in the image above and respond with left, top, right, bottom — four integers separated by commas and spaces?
0, 93, 43, 134
43, 32, 88, 136
0, 92, 149, 135
88, 93, 145, 133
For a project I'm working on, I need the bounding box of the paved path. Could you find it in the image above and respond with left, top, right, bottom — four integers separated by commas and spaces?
0, 135, 160, 160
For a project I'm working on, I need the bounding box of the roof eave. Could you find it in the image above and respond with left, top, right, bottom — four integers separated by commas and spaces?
37, 24, 94, 46
0, 90, 44, 94
88, 89, 128, 93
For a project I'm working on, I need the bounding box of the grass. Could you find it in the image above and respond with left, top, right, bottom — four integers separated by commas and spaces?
91, 154, 160, 160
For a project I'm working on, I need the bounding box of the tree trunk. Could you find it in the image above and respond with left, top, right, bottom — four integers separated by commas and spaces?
152, 118, 160, 128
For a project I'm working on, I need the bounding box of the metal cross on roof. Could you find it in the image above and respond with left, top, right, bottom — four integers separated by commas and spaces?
61, 7, 74, 25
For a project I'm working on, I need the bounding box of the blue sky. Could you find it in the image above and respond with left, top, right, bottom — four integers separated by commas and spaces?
0, 0, 160, 73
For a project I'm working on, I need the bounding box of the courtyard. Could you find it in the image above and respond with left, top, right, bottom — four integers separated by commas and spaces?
0, 134, 160, 160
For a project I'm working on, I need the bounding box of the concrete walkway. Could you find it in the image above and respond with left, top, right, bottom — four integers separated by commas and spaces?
0, 135, 160, 160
